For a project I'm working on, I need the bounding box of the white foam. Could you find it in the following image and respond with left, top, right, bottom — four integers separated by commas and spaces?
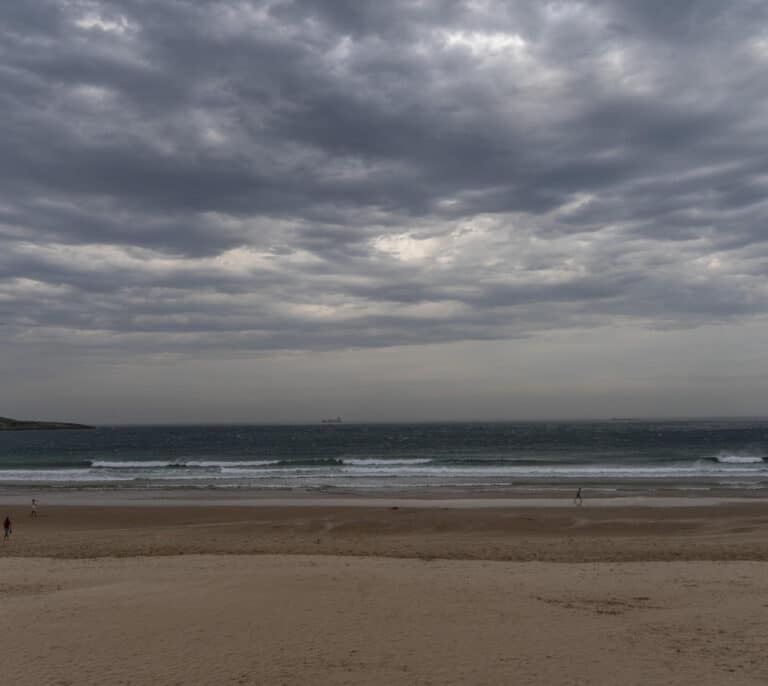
342, 458, 433, 466
185, 460, 279, 468
345, 464, 759, 478
3, 457, 768, 485
91, 460, 179, 468
716, 455, 764, 464
0, 469, 133, 482
90, 460, 279, 469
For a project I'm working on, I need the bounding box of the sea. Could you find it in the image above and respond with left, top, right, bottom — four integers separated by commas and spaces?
1, 420, 767, 495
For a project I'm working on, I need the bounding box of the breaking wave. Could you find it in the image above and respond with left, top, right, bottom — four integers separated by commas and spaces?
714, 455, 765, 464
90, 460, 279, 469
342, 458, 433, 466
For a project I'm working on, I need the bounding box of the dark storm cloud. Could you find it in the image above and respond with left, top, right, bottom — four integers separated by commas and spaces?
1, 0, 767, 355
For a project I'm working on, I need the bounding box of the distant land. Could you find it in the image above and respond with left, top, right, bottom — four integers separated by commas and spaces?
0, 416, 93, 431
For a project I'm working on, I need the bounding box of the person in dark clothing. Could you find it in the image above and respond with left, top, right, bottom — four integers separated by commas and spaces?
3, 515, 11, 541
574, 488, 583, 506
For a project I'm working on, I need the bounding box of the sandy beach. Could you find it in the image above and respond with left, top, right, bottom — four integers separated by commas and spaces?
3, 498, 768, 684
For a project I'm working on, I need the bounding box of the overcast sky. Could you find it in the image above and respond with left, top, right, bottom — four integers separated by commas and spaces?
2, 1, 767, 423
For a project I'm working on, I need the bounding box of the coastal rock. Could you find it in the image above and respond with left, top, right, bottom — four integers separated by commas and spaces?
0, 416, 92, 431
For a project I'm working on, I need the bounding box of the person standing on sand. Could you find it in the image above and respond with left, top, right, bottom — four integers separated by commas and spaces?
30, 499, 37, 517
3, 515, 11, 541
574, 488, 583, 506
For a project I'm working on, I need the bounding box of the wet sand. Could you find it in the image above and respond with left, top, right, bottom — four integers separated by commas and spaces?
3, 499, 768, 684
2, 500, 768, 561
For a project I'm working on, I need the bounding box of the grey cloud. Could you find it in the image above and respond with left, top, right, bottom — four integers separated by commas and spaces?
1, 0, 767, 361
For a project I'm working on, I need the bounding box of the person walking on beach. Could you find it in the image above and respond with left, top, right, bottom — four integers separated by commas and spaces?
30, 499, 38, 517
574, 488, 583, 506
3, 515, 11, 542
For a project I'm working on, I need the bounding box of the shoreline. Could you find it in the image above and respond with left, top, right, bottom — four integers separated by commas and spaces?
4, 485, 768, 508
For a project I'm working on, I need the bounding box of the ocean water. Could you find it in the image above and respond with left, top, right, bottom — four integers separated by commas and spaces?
0, 420, 767, 494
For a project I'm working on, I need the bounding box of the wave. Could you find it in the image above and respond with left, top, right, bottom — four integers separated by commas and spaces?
277, 458, 344, 467
90, 459, 279, 469
0, 469, 134, 482
714, 455, 765, 464
331, 463, 768, 478
185, 460, 279, 467
65, 454, 768, 471
91, 460, 183, 468
342, 458, 433, 466
2, 456, 768, 484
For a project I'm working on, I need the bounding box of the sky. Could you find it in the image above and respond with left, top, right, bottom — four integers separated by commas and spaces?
2, 1, 767, 424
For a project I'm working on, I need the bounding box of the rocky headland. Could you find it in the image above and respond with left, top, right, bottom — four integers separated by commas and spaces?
0, 416, 93, 430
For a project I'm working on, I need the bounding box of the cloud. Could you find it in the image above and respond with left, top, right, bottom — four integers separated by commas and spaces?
1, 0, 767, 360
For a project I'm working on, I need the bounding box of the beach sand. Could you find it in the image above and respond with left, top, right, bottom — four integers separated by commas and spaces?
3, 499, 768, 684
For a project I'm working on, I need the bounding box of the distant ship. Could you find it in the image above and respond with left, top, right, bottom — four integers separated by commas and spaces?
321, 416, 342, 424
